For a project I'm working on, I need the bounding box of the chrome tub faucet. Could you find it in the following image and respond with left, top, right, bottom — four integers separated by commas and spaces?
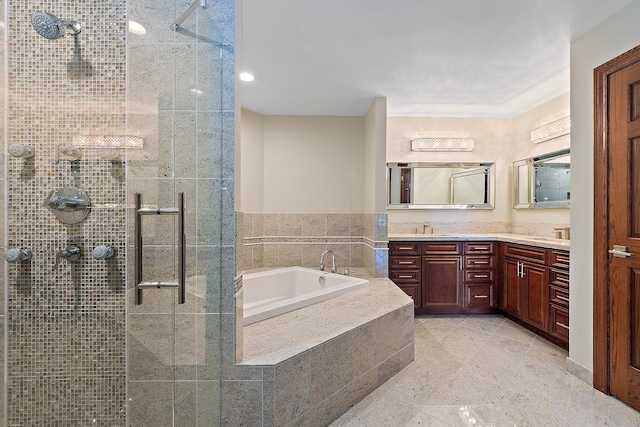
320, 250, 337, 273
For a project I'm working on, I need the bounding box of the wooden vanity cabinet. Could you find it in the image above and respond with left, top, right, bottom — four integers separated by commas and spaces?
422, 242, 462, 310
463, 241, 496, 310
548, 250, 570, 345
500, 243, 570, 348
388, 242, 422, 307
500, 244, 549, 331
389, 240, 496, 313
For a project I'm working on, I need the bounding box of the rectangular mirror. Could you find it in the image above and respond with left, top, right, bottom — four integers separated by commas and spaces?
387, 162, 495, 209
513, 148, 570, 209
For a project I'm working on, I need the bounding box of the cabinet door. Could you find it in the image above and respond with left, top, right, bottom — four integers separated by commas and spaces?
523, 263, 549, 330
422, 256, 461, 309
502, 259, 521, 316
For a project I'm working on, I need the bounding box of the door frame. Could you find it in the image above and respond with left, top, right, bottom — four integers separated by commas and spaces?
594, 44, 640, 393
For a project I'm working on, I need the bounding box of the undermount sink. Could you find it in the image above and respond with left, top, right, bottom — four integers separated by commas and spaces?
528, 236, 568, 242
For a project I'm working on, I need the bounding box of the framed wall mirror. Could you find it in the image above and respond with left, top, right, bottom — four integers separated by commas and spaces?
513, 148, 570, 209
387, 162, 495, 209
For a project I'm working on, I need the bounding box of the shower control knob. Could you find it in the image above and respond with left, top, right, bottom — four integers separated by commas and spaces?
54, 245, 81, 269
5, 248, 32, 263
93, 245, 116, 260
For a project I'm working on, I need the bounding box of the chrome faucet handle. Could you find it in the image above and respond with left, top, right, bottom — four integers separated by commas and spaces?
54, 245, 81, 269
5, 248, 32, 263
8, 143, 35, 159
93, 245, 115, 260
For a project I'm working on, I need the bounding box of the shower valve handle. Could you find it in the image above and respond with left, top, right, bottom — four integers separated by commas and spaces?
5, 248, 32, 263
54, 245, 81, 269
93, 245, 116, 260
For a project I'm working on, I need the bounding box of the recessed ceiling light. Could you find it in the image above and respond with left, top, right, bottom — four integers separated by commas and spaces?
128, 20, 146, 35
240, 72, 255, 82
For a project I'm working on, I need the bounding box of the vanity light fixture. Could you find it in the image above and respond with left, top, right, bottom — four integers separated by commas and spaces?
530, 116, 571, 144
72, 135, 144, 149
410, 138, 474, 152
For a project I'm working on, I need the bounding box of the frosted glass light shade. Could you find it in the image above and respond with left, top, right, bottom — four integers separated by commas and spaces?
72, 135, 144, 149
411, 138, 474, 152
531, 116, 570, 144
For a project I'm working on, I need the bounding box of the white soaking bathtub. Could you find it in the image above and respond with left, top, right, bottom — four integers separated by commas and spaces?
243, 267, 369, 324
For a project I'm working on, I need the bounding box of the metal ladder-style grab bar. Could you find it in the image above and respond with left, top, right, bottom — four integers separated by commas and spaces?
134, 192, 186, 305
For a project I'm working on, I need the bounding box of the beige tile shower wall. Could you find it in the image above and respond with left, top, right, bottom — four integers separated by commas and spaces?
6, 1, 128, 425
0, 1, 5, 422
239, 212, 389, 277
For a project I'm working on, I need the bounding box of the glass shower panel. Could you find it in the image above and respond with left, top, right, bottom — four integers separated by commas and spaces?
3, 0, 228, 425
126, 1, 225, 425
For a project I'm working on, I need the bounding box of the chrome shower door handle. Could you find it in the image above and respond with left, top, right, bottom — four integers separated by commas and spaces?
135, 192, 186, 305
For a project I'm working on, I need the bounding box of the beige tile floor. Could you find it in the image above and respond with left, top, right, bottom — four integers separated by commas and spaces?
331, 315, 640, 426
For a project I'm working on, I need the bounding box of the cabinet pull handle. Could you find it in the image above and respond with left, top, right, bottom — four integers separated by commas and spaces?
556, 295, 570, 302
398, 275, 413, 278
474, 295, 489, 299
474, 261, 489, 264
458, 258, 463, 270
398, 247, 414, 250
474, 275, 489, 278
398, 261, 414, 265
556, 322, 570, 330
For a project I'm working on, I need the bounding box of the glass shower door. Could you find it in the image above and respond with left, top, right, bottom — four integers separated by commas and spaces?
125, 1, 225, 425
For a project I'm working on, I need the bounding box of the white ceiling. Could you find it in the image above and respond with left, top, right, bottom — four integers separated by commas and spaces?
240, 0, 635, 118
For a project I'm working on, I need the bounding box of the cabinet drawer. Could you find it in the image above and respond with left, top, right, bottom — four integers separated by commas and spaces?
389, 256, 421, 269
550, 250, 570, 270
464, 284, 494, 308
549, 286, 570, 308
550, 269, 569, 289
389, 242, 421, 255
464, 269, 495, 282
464, 241, 495, 255
465, 256, 495, 269
389, 270, 421, 284
503, 243, 547, 264
549, 305, 569, 342
423, 242, 461, 255
398, 284, 421, 308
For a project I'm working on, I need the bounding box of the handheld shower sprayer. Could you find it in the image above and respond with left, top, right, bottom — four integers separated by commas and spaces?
31, 11, 81, 40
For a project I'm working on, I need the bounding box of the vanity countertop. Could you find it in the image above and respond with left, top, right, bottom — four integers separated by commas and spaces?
387, 232, 570, 251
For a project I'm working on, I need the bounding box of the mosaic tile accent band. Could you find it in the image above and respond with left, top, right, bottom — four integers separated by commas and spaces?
6, 2, 127, 425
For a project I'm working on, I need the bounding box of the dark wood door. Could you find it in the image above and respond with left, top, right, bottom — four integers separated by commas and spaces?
608, 59, 640, 409
422, 256, 461, 309
522, 263, 548, 331
502, 259, 521, 316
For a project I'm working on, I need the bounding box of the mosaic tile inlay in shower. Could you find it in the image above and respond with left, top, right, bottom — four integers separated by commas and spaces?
6, 2, 127, 425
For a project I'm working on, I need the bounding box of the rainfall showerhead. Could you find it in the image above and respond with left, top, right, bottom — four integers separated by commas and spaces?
31, 11, 81, 40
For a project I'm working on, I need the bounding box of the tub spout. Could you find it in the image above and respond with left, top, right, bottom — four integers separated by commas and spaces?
320, 250, 337, 273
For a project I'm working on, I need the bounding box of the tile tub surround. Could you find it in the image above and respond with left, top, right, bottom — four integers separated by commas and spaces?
240, 276, 414, 426
332, 315, 640, 426
237, 212, 389, 277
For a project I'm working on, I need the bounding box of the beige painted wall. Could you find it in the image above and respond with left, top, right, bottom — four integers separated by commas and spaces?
241, 112, 366, 213
569, 0, 640, 374
364, 97, 388, 213
386, 94, 570, 229
510, 93, 571, 226
240, 109, 265, 212
386, 116, 513, 224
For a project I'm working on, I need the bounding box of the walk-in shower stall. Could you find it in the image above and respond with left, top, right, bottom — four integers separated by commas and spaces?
1, 0, 235, 424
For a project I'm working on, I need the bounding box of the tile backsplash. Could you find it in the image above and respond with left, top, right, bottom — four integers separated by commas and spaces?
237, 212, 388, 277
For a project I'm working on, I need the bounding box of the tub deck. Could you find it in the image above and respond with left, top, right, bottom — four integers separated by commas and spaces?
239, 272, 414, 426
241, 276, 411, 365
